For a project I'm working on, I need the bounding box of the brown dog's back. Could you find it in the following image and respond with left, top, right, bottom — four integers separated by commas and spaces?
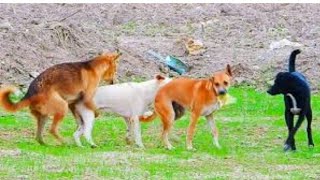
23, 62, 88, 102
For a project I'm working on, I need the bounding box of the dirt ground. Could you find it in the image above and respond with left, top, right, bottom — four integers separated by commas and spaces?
0, 4, 320, 90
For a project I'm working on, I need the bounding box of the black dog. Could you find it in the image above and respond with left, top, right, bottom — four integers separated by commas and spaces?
267, 49, 314, 151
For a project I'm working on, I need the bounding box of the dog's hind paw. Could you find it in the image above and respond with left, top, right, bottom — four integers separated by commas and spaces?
135, 143, 145, 149
166, 144, 174, 150
308, 144, 315, 149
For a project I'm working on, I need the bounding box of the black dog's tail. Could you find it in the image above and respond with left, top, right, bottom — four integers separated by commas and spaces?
288, 49, 301, 72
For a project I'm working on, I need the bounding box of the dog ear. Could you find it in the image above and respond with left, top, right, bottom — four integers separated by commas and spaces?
116, 49, 122, 56
210, 76, 215, 83
155, 74, 165, 81
226, 64, 232, 77
113, 50, 122, 62
206, 76, 215, 90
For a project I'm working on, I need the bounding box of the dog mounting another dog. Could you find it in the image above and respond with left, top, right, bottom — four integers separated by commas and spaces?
0, 51, 121, 146
267, 49, 314, 151
71, 75, 171, 148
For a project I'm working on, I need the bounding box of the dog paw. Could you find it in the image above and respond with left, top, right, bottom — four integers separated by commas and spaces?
75, 142, 84, 147
90, 144, 98, 149
283, 144, 292, 152
284, 144, 296, 152
166, 144, 174, 150
187, 146, 197, 151
308, 144, 315, 149
215, 144, 222, 149
125, 137, 134, 145
135, 143, 145, 149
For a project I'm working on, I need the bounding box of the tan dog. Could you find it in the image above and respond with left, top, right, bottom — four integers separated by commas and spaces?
0, 51, 121, 146
145, 65, 232, 150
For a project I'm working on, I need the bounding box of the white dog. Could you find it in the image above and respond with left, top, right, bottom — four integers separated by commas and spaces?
72, 75, 171, 148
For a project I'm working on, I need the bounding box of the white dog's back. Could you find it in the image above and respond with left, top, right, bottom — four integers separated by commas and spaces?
94, 77, 171, 117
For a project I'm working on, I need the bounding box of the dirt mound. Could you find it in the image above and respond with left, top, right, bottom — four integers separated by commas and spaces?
0, 4, 319, 91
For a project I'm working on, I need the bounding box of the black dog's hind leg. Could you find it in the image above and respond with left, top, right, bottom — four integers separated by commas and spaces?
306, 109, 314, 148
284, 110, 295, 151
285, 113, 306, 151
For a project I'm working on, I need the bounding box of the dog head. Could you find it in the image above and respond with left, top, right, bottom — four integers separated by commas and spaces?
267, 72, 291, 95
210, 64, 232, 96
99, 50, 122, 84
155, 74, 171, 87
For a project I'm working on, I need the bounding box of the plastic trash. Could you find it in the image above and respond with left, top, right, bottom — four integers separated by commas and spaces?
147, 50, 190, 75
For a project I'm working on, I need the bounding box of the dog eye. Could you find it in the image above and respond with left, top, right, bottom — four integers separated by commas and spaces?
224, 81, 228, 85
215, 83, 220, 86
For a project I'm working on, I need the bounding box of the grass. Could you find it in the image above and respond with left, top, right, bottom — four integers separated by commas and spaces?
1, 86, 320, 179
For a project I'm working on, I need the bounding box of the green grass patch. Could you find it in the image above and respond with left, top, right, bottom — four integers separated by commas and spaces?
1, 87, 320, 179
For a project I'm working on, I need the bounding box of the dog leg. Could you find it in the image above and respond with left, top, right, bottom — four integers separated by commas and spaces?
285, 113, 305, 151
50, 113, 66, 144
155, 100, 175, 150
73, 115, 85, 147
83, 109, 97, 148
124, 117, 134, 145
284, 110, 294, 151
83, 87, 98, 112
47, 94, 68, 144
132, 116, 144, 148
206, 114, 221, 149
186, 111, 201, 150
162, 119, 174, 150
76, 102, 97, 148
306, 109, 314, 148
32, 111, 48, 145
70, 103, 84, 147
74, 125, 85, 147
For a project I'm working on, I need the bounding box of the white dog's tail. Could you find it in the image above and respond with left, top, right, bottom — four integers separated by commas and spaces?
139, 111, 157, 122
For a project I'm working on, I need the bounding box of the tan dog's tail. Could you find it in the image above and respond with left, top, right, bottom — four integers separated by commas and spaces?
0, 86, 31, 112
139, 111, 157, 122
139, 101, 185, 122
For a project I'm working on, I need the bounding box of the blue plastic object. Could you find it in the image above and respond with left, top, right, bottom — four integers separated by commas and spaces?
147, 50, 189, 75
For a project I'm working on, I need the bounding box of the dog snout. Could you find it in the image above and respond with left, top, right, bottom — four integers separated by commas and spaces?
218, 89, 227, 95
267, 89, 271, 94
267, 87, 278, 95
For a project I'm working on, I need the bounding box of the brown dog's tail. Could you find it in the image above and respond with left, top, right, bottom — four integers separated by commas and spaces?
139, 111, 157, 122
0, 86, 31, 112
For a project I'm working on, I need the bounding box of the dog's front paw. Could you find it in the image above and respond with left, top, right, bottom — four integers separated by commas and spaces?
283, 144, 296, 152
187, 145, 197, 151
283, 144, 292, 152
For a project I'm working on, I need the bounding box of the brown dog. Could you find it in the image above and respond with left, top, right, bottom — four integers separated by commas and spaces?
0, 51, 121, 146
145, 65, 232, 150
